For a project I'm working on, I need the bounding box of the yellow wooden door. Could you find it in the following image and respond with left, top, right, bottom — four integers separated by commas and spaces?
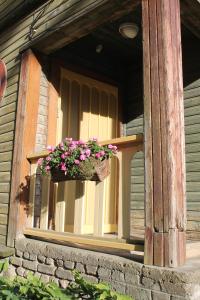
57, 68, 119, 234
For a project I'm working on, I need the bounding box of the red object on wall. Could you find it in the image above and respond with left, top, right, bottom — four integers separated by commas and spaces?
0, 59, 7, 101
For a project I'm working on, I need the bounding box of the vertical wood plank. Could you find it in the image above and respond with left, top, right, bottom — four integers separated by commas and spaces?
93, 181, 105, 236
154, 233, 164, 266
118, 148, 134, 239
7, 49, 41, 247
142, 0, 154, 265
74, 182, 85, 234
142, 0, 186, 267
26, 162, 37, 228
40, 175, 50, 230
47, 82, 58, 146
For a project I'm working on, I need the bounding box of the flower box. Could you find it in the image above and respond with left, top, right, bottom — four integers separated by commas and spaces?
38, 138, 117, 183
51, 158, 110, 182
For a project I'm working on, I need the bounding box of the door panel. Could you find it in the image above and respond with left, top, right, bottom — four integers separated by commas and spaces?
57, 68, 119, 234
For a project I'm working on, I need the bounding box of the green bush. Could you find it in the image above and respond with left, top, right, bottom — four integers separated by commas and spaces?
0, 261, 133, 300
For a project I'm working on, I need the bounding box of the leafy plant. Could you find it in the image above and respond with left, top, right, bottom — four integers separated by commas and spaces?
0, 261, 132, 300
66, 271, 132, 300
0, 273, 70, 300
38, 137, 117, 178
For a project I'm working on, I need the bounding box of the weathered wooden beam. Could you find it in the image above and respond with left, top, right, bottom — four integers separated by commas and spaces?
180, 0, 200, 38
142, 0, 186, 267
7, 50, 41, 247
28, 0, 140, 54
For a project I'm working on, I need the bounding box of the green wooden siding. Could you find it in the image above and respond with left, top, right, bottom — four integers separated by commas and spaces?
0, 0, 109, 245
127, 75, 200, 239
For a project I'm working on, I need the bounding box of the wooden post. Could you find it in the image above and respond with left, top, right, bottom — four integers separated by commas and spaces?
142, 0, 186, 267
7, 50, 41, 247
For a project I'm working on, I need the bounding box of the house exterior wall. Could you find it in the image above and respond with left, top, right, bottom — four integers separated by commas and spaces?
127, 42, 200, 239
0, 0, 199, 246
0, 0, 109, 245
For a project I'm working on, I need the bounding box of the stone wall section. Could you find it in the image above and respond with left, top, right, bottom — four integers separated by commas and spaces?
6, 238, 200, 300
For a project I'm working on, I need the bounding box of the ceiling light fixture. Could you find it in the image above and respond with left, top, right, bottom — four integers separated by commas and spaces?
119, 22, 139, 39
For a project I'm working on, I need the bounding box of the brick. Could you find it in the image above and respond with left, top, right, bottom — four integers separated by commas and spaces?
15, 238, 28, 252
23, 252, 30, 260
16, 267, 25, 277
112, 270, 124, 282
152, 291, 170, 300
29, 254, 37, 261
125, 272, 140, 285
50, 277, 59, 285
64, 260, 74, 270
76, 262, 85, 273
56, 268, 74, 281
15, 250, 23, 257
84, 254, 99, 266
3, 265, 16, 278
82, 274, 98, 284
38, 263, 56, 275
59, 279, 69, 289
24, 270, 34, 278
111, 281, 126, 295
86, 265, 97, 275
23, 260, 37, 271
38, 255, 46, 263
34, 272, 41, 279
98, 267, 111, 280
142, 277, 160, 291
10, 256, 22, 267
56, 259, 64, 267
46, 258, 54, 265
126, 285, 151, 300
41, 274, 50, 283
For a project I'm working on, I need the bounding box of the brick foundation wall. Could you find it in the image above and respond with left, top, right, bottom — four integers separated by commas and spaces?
5, 238, 200, 300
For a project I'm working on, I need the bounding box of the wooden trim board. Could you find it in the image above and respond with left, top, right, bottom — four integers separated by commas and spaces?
24, 228, 144, 252
27, 135, 144, 162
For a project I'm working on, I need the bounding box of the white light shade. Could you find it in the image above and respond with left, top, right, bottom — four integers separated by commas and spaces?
119, 23, 139, 39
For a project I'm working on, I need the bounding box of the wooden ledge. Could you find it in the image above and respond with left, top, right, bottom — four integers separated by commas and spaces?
100, 134, 143, 147
27, 135, 143, 163
24, 228, 144, 252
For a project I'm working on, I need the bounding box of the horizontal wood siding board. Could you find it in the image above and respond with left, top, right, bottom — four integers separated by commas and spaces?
127, 58, 200, 240
0, 193, 9, 204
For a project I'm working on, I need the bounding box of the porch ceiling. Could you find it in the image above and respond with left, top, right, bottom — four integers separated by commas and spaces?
32, 0, 140, 54
180, 0, 200, 39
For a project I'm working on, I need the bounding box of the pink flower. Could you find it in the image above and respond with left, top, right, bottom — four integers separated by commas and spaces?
74, 160, 80, 165
91, 137, 98, 142
108, 144, 113, 149
45, 166, 50, 171
112, 145, 117, 151
46, 156, 51, 161
69, 144, 76, 150
100, 150, 105, 156
85, 149, 91, 157
78, 140, 85, 145
61, 154, 65, 159
38, 158, 43, 166
95, 153, 101, 159
64, 152, 69, 156
47, 145, 55, 151
60, 164, 67, 171
80, 154, 86, 161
